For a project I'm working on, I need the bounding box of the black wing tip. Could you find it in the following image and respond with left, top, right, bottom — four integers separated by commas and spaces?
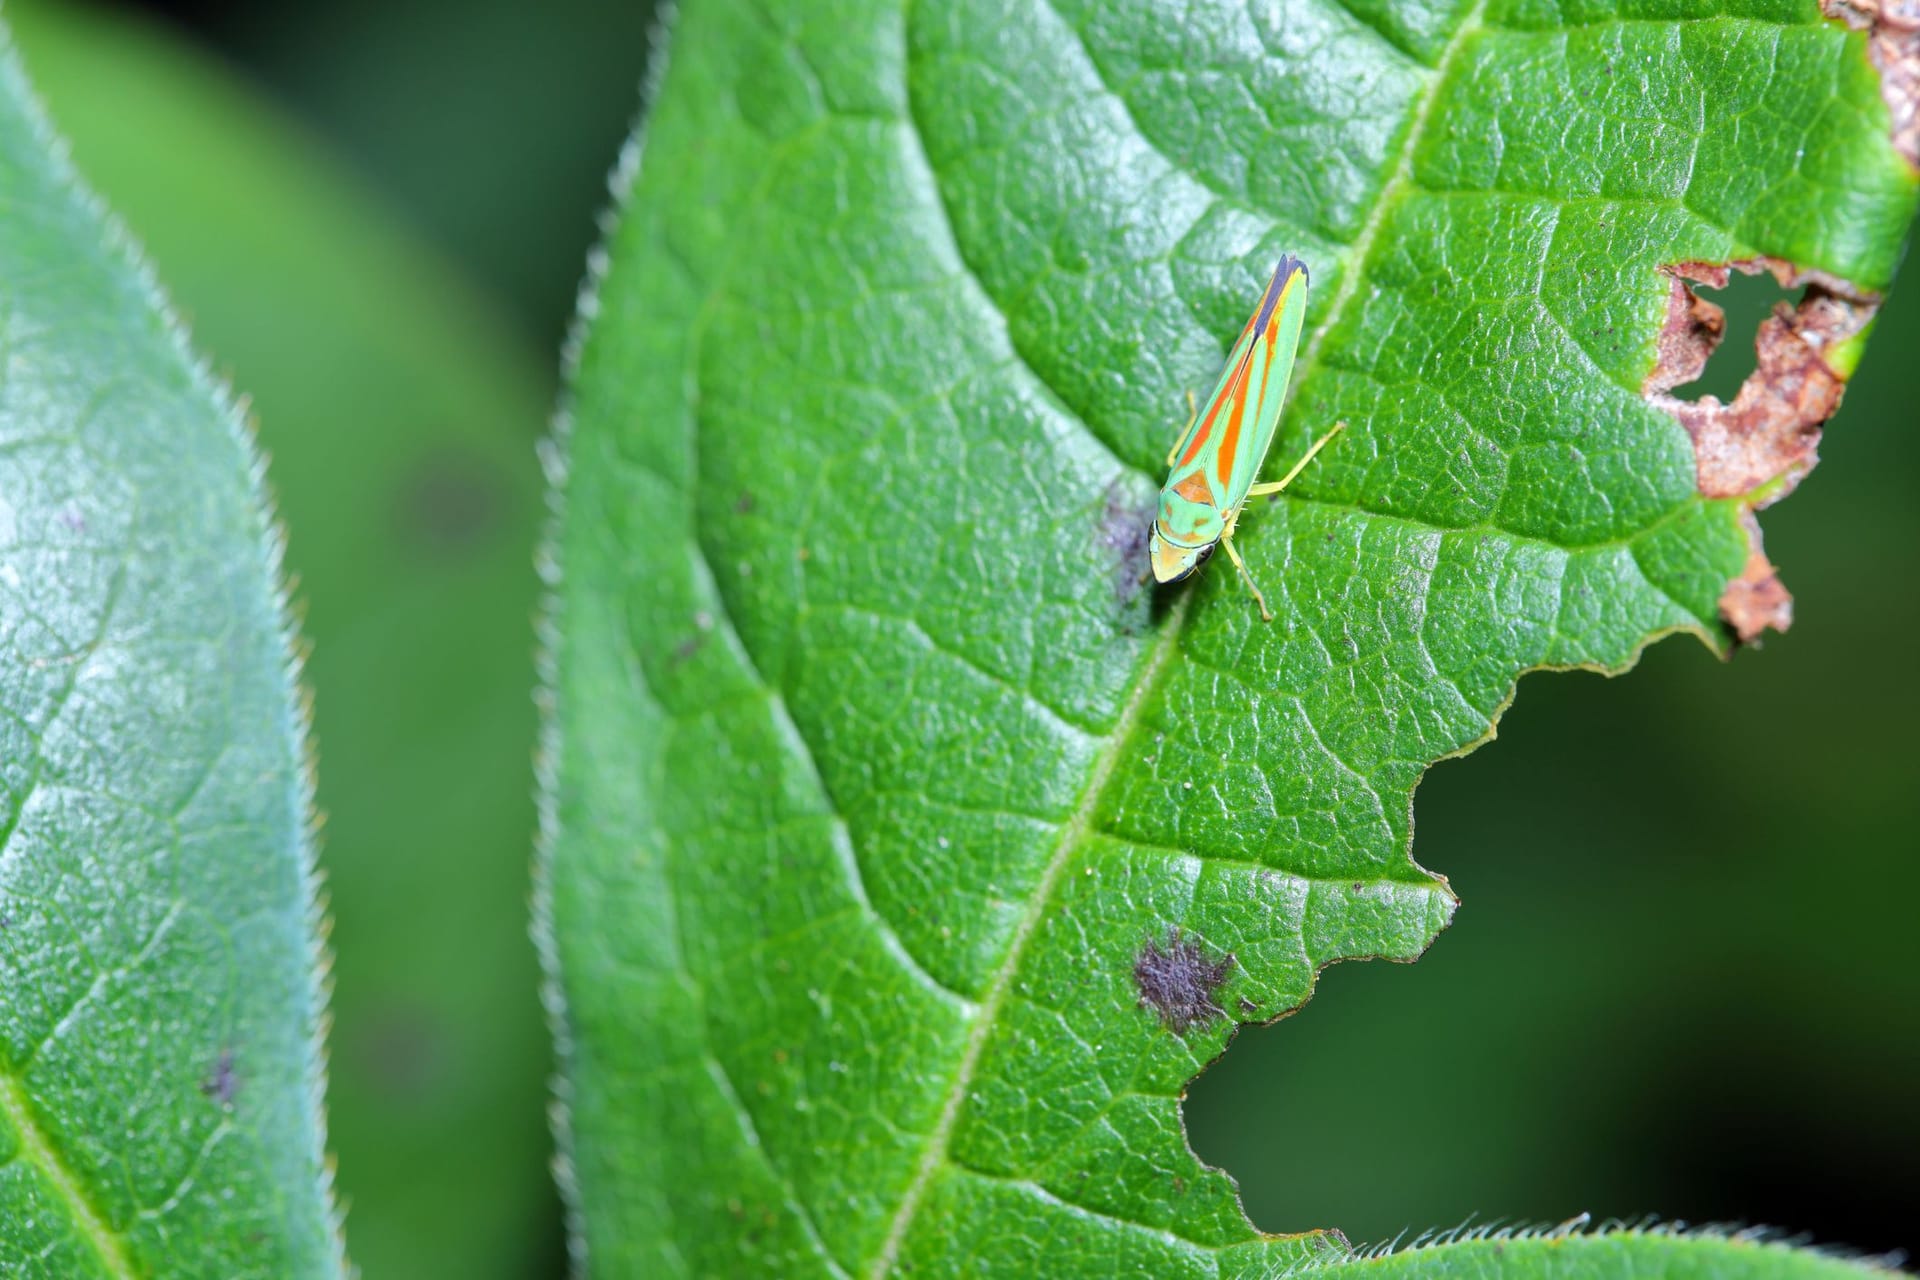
1252, 254, 1308, 332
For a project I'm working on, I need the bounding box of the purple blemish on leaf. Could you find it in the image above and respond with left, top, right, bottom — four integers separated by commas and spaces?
1133, 930, 1234, 1033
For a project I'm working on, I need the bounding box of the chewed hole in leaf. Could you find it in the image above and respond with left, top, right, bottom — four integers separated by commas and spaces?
1183, 956, 1444, 1237
1645, 259, 1877, 504
1660, 269, 1804, 405
1643, 258, 1880, 643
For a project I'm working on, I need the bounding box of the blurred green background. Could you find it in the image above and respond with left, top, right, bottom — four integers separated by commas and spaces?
6, 0, 1912, 1273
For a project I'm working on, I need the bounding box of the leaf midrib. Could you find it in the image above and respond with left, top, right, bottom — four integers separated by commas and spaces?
862, 592, 1192, 1279
863, 1, 1490, 1271
0, 1071, 136, 1279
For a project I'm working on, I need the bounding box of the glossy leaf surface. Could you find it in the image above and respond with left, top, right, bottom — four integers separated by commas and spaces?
0, 30, 338, 1279
540, 0, 1917, 1274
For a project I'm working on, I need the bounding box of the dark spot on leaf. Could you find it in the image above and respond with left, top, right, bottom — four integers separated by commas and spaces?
356, 1004, 447, 1098
1133, 929, 1234, 1034
1098, 479, 1155, 607
395, 448, 507, 557
1237, 996, 1257, 1014
1823, 0, 1920, 167
201, 1048, 238, 1107
735, 491, 755, 514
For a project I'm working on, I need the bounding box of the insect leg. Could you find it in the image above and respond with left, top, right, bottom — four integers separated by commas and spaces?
1218, 529, 1274, 623
1246, 420, 1347, 497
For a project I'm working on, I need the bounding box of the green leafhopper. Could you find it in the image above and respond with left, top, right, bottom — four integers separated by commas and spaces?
1149, 256, 1344, 620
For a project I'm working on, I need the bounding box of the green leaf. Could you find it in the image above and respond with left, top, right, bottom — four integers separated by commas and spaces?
540, 0, 1916, 1275
0, 28, 339, 1280
3, 3, 560, 1274
1314, 1230, 1899, 1280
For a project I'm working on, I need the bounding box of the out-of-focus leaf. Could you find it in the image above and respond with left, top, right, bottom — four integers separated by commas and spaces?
540, 0, 1914, 1275
195, 0, 661, 344
6, 2, 558, 1275
0, 27, 338, 1279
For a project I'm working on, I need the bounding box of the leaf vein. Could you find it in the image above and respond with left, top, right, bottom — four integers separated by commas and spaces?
863, 0, 1503, 1267
945, 1160, 1220, 1256
0, 1071, 137, 1279
1294, 0, 1492, 390
902, 1, 1195, 473
703, 1056, 855, 1280
674, 463, 975, 1013
862, 587, 1192, 1276
1313, 0, 1435, 67
811, 602, 1103, 739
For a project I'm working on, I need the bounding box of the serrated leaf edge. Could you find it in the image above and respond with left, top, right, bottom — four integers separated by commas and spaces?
1269, 1216, 1908, 1279
530, 2, 686, 1274
0, 19, 345, 1276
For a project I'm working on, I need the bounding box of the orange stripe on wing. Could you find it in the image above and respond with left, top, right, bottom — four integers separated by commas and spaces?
1178, 261, 1300, 474
1176, 379, 1222, 470
1216, 277, 1293, 487
1179, 340, 1254, 470
1214, 356, 1254, 487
